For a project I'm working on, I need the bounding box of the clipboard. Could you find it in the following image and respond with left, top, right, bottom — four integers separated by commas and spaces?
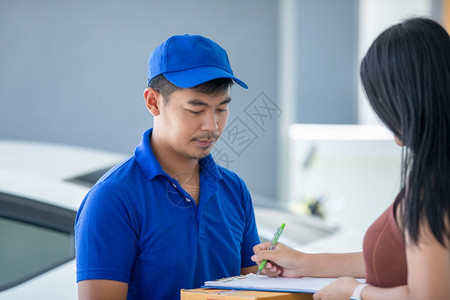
203, 273, 365, 293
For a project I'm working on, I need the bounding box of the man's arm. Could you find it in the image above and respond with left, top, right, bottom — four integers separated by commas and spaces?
78, 280, 128, 300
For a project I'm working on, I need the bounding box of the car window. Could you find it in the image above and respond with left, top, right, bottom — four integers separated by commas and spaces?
0, 192, 75, 291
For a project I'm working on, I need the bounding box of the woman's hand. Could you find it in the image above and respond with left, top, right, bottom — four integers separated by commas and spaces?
313, 277, 360, 300
251, 242, 305, 277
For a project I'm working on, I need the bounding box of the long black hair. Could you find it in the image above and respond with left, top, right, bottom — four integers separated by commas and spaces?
360, 17, 450, 246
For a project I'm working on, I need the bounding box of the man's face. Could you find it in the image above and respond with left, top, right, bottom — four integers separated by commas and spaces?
156, 87, 231, 161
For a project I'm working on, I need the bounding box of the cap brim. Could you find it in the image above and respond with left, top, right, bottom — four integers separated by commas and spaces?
164, 66, 248, 89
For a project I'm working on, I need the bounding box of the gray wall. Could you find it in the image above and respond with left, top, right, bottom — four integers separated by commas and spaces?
0, 0, 279, 198
295, 0, 359, 124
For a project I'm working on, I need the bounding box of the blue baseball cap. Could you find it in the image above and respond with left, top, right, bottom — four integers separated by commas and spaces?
147, 34, 248, 89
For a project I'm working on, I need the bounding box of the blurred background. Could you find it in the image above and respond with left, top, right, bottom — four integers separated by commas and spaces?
0, 0, 449, 298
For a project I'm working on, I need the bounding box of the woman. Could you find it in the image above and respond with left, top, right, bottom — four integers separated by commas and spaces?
252, 17, 449, 300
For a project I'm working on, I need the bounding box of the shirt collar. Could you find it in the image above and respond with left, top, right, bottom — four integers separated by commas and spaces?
135, 128, 222, 182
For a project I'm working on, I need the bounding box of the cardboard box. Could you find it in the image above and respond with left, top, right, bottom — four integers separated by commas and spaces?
181, 288, 313, 300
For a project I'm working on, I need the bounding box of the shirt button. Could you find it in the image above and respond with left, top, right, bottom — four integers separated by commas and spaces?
185, 197, 191, 202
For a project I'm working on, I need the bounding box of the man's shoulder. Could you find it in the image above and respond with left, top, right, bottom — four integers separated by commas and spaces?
89, 155, 142, 194
97, 156, 135, 182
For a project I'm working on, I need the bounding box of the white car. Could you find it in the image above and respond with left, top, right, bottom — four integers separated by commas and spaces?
0, 140, 127, 299
0, 140, 337, 299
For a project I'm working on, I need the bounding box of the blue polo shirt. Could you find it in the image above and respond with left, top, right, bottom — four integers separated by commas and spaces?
75, 128, 260, 300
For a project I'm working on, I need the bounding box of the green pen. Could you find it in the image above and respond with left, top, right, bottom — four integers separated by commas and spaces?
256, 223, 285, 276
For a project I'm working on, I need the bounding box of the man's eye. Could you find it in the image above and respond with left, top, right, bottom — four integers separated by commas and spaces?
188, 110, 202, 115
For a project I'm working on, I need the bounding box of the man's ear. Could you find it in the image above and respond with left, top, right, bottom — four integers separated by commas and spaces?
144, 87, 161, 116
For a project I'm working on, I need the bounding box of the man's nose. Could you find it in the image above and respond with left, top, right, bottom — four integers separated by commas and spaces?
201, 110, 219, 131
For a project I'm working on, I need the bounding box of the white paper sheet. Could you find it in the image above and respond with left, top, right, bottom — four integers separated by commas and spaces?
203, 273, 365, 293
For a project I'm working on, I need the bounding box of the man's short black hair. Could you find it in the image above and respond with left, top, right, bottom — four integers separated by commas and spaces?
148, 74, 233, 104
